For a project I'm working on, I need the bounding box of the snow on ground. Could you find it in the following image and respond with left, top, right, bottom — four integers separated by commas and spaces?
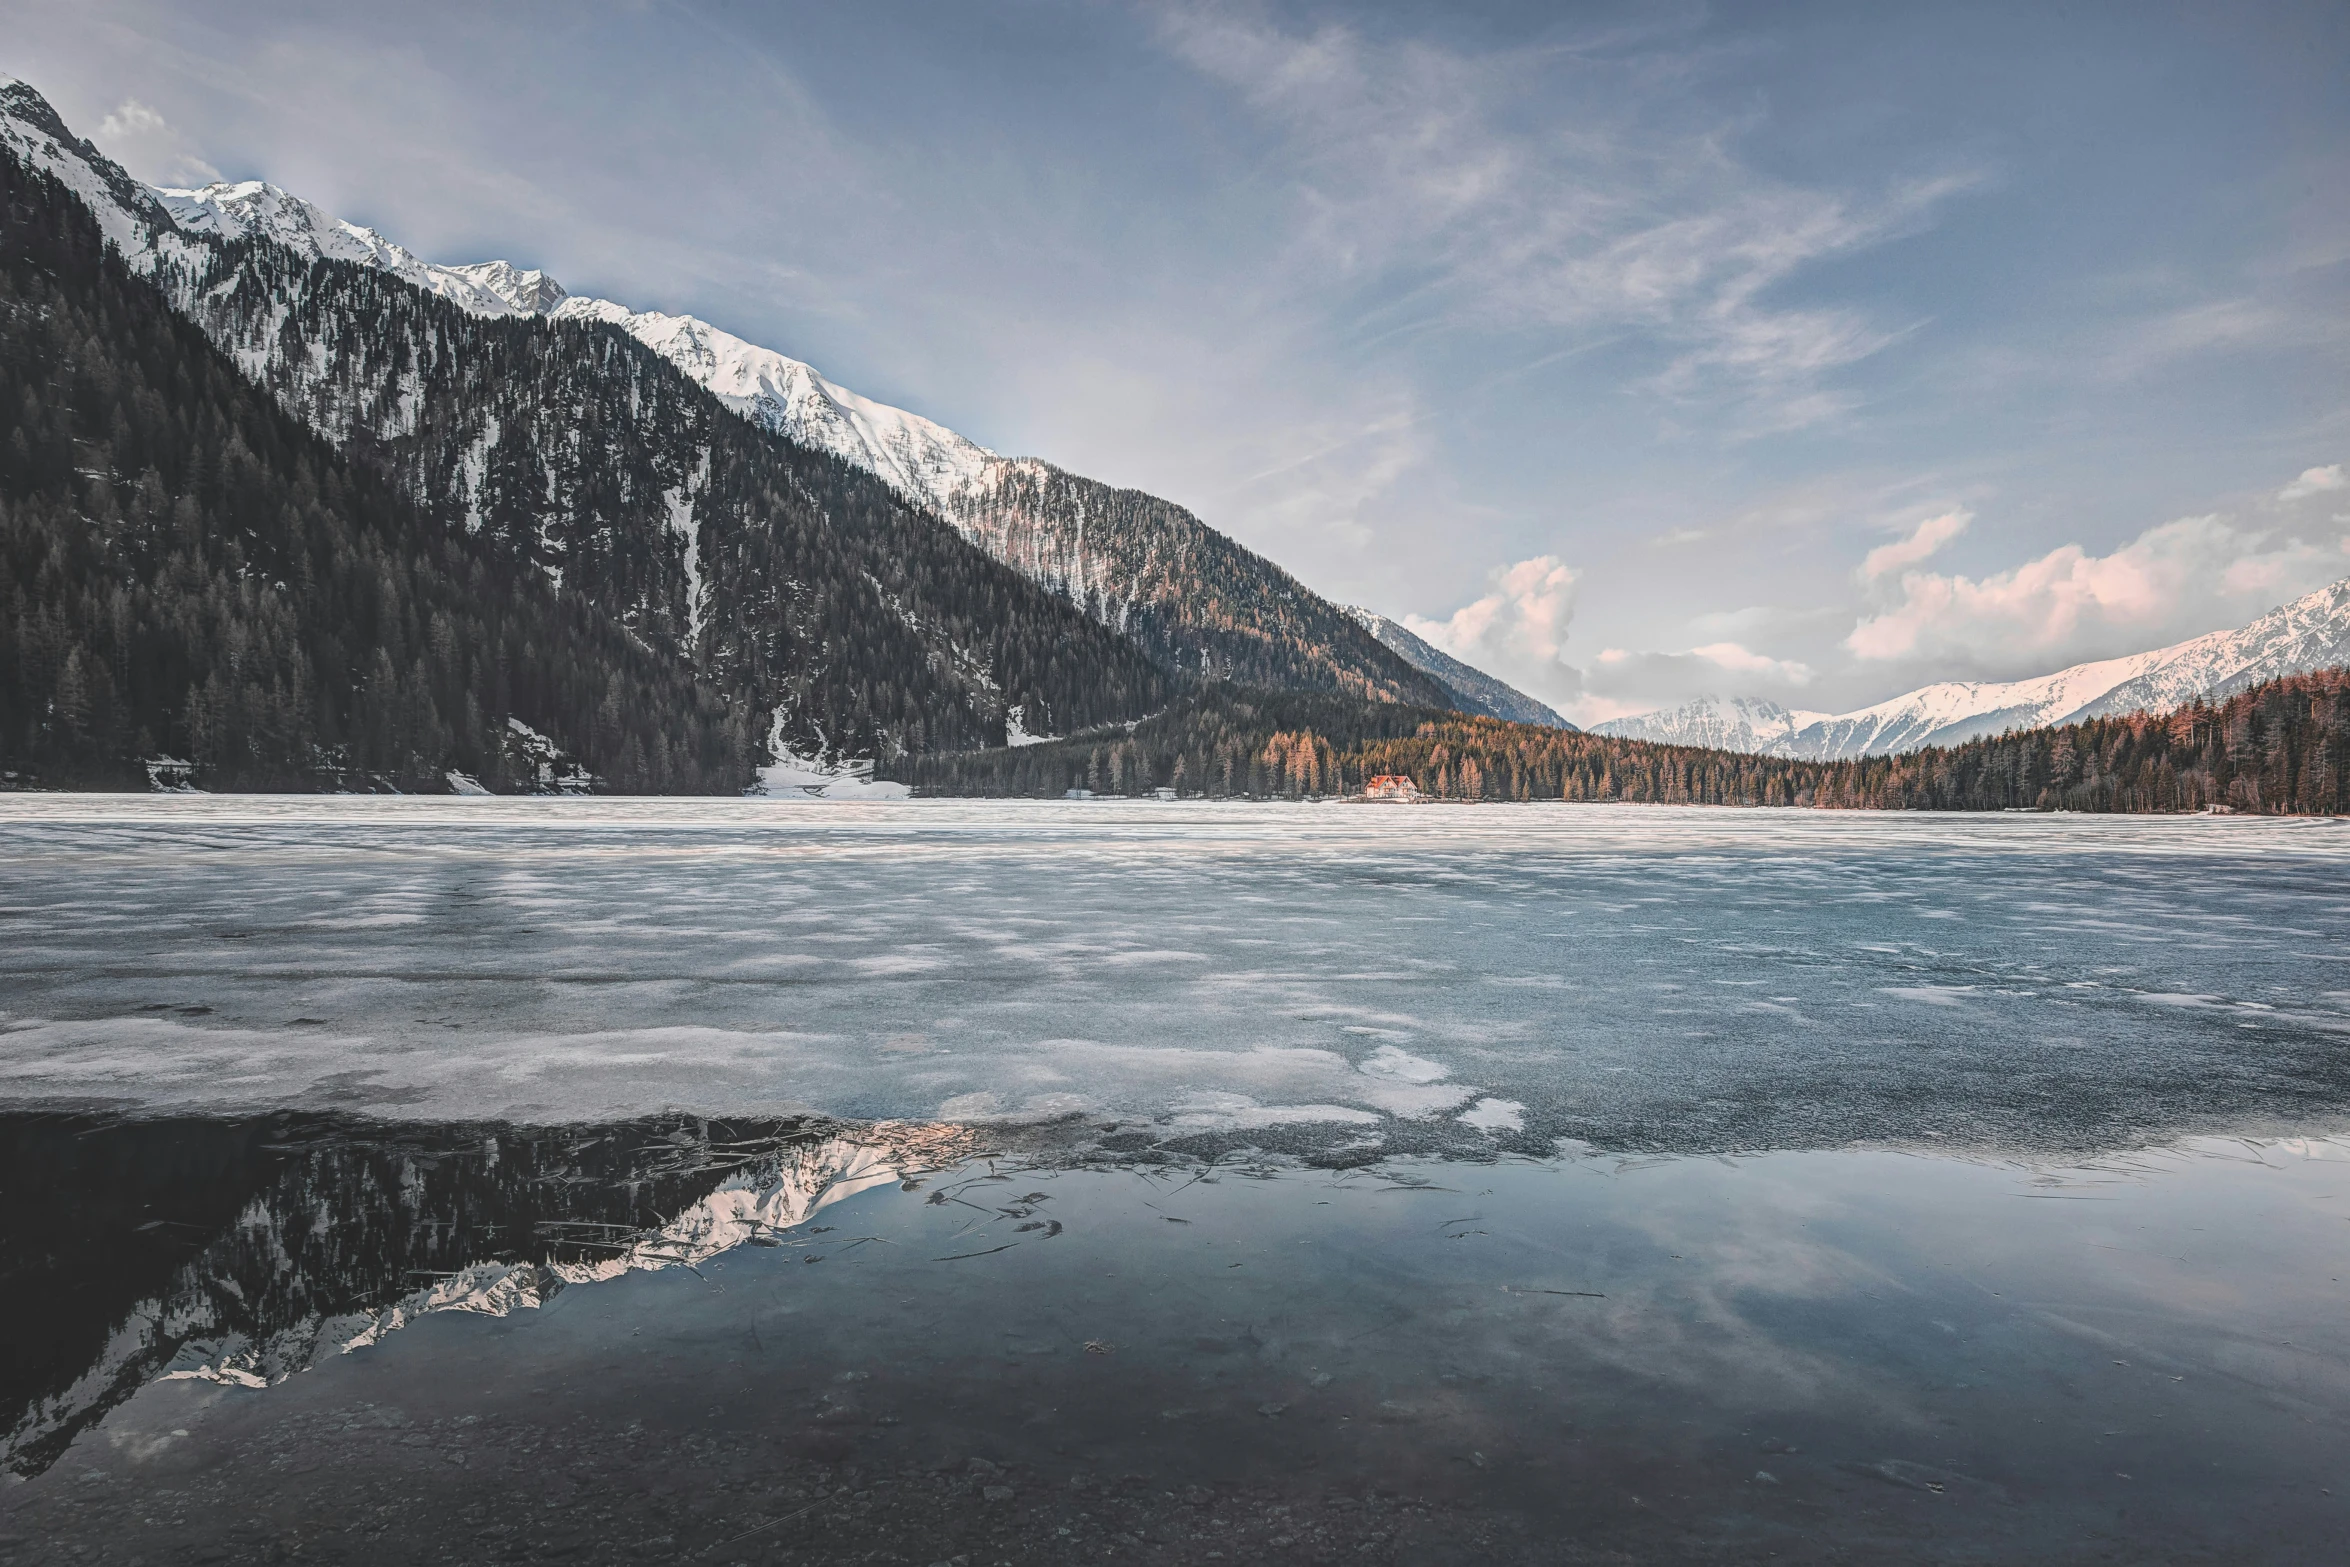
0, 797, 2345, 1153
753, 746, 911, 801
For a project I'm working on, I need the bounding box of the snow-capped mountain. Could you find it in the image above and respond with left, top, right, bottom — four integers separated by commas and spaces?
1591, 695, 1830, 753
3, 76, 1606, 725
1595, 575, 2350, 758
156, 179, 566, 317
547, 297, 998, 514
140, 161, 1462, 708
1342, 609, 1573, 727
154, 181, 998, 513
3, 77, 1173, 764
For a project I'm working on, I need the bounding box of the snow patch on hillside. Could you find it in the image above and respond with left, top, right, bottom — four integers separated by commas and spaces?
755, 718, 908, 801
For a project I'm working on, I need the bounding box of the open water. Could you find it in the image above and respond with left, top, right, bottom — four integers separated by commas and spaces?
1, 797, 2345, 1563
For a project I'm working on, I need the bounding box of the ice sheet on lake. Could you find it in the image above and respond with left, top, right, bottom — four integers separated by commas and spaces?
1, 796, 2346, 1153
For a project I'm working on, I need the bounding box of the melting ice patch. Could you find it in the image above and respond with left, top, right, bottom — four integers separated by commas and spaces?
1354, 1045, 1477, 1119
1459, 1098, 1528, 1133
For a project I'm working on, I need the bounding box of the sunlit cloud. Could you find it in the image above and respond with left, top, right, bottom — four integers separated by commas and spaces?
1405, 554, 1582, 699
2280, 464, 2344, 502
1845, 486, 2350, 665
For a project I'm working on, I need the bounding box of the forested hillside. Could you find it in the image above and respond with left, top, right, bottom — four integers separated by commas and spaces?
1834, 669, 2350, 813
899, 669, 2350, 815
0, 154, 750, 791
0, 79, 1170, 768
173, 244, 1168, 757
941, 459, 1454, 706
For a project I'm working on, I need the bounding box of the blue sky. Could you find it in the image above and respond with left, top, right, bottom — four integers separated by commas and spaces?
7, 0, 2345, 720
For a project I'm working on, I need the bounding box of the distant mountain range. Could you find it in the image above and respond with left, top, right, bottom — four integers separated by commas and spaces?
1595, 575, 2350, 757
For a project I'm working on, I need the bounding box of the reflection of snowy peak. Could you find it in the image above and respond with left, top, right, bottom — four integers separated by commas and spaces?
1591, 695, 1828, 752
4, 1115, 957, 1480
1599, 577, 2350, 760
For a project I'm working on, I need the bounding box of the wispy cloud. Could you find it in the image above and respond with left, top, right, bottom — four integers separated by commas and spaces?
1859, 508, 1970, 581
1157, 7, 1977, 428
92, 97, 218, 186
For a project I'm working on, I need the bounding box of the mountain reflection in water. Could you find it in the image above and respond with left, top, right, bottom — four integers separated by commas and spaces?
0, 1112, 968, 1478
7, 1114, 2348, 1565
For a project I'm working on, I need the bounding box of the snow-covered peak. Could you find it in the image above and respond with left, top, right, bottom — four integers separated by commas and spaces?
125, 145, 998, 513
153, 179, 565, 318
442, 258, 568, 315
1600, 574, 2350, 760
549, 297, 996, 514
120, 138, 995, 518
0, 78, 185, 265
1591, 694, 1827, 751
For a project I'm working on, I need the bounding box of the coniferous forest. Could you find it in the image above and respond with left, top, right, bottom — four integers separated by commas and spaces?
0, 154, 751, 791
898, 669, 2350, 815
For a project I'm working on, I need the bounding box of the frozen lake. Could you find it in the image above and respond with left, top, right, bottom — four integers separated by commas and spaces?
5, 796, 2349, 1561
1, 795, 2346, 1153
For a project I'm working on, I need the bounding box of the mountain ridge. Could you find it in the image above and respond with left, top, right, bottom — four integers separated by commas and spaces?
1594, 575, 2350, 758
2, 79, 1171, 771
1342, 609, 1572, 727
146, 168, 1479, 712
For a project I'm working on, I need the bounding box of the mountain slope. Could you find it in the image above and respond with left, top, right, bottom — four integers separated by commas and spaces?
1341, 608, 1571, 726
154, 170, 1465, 710
936, 461, 1452, 702
0, 146, 749, 791
3, 80, 1167, 762
1596, 575, 2350, 759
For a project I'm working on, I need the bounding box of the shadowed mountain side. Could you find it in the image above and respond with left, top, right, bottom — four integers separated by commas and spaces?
1, 81, 1170, 767
0, 153, 751, 792
126, 132, 1469, 715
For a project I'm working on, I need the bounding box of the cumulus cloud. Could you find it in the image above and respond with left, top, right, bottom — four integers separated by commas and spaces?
92, 99, 220, 187
2280, 464, 2344, 502
1845, 504, 2350, 666
1156, 8, 1975, 429
1860, 508, 1971, 581
1405, 555, 1581, 696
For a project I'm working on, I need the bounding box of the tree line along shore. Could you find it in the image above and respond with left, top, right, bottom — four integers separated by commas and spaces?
898, 669, 2350, 816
